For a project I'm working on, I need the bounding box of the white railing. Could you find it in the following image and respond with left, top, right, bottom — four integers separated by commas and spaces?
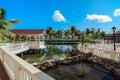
6, 44, 22, 51
0, 43, 55, 80
4, 54, 15, 79
115, 52, 120, 61
29, 41, 46, 49
0, 48, 3, 61
29, 42, 39, 49
78, 45, 120, 62
23, 43, 29, 48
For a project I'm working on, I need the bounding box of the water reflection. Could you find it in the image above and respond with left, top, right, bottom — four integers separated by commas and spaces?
44, 62, 116, 80
19, 45, 75, 63
44, 45, 73, 60
18, 45, 117, 80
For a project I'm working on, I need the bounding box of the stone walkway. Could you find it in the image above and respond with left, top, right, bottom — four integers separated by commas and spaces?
0, 61, 10, 80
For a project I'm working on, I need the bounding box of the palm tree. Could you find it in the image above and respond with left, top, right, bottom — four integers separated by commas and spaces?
55, 29, 63, 51
0, 8, 20, 42
0, 8, 5, 19
45, 26, 53, 38
85, 28, 90, 35
95, 28, 100, 39
64, 29, 70, 39
51, 30, 57, 39
56, 29, 62, 39
99, 31, 105, 39
70, 26, 76, 38
74, 29, 81, 39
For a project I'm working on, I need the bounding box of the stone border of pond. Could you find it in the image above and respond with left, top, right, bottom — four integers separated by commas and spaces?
32, 49, 120, 79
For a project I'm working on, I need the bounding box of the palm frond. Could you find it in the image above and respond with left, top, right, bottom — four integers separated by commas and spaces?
0, 19, 13, 29
9, 19, 20, 24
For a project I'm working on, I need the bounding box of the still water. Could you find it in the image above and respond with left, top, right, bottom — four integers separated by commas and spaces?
44, 62, 116, 80
18, 45, 117, 80
19, 45, 74, 63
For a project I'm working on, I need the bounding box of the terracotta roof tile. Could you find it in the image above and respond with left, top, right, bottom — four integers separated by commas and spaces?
11, 29, 44, 34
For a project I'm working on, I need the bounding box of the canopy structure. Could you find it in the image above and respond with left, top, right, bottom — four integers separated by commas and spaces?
11, 29, 46, 49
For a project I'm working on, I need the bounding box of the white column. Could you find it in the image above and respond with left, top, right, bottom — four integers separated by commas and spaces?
26, 35, 28, 42
35, 35, 37, 43
18, 35, 20, 42
42, 34, 44, 41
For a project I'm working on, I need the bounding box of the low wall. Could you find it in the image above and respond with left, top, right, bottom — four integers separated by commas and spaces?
0, 43, 54, 80
78, 44, 120, 62
34, 49, 120, 79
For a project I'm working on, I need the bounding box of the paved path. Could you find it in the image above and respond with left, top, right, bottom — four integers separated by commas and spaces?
0, 61, 10, 80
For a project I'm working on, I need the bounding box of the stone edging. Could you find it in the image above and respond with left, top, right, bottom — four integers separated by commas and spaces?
33, 49, 120, 79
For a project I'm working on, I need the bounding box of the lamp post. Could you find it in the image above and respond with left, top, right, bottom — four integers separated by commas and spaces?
82, 34, 84, 47
112, 26, 116, 51
81, 32, 84, 52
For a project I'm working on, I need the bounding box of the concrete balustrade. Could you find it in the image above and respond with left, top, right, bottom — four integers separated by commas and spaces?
78, 45, 120, 62
0, 43, 55, 80
6, 43, 22, 51
23, 43, 29, 48
29, 42, 46, 49
115, 52, 120, 61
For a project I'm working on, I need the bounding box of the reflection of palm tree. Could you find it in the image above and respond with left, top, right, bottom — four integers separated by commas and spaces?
39, 53, 47, 62
0, 8, 20, 42
64, 29, 71, 50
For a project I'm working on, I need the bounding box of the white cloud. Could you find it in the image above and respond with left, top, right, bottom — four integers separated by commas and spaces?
86, 14, 112, 23
52, 10, 66, 22
114, 9, 120, 16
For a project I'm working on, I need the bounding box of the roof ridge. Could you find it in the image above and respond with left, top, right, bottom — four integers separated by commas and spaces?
11, 29, 44, 34
11, 29, 44, 30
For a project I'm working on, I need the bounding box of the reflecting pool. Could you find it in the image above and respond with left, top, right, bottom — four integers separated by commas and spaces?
43, 62, 117, 80
18, 45, 75, 63
18, 45, 118, 80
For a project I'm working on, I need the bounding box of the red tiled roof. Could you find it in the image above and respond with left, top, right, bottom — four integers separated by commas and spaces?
11, 29, 44, 34
105, 33, 120, 37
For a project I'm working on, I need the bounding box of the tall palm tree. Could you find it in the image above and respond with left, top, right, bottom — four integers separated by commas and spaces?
56, 29, 62, 39
51, 30, 57, 39
74, 29, 81, 39
70, 26, 76, 38
99, 31, 105, 39
85, 28, 90, 35
0, 8, 5, 19
95, 28, 100, 39
0, 8, 20, 42
45, 26, 53, 38
64, 29, 70, 38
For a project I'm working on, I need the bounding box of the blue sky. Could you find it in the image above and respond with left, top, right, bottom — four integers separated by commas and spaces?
1, 0, 120, 32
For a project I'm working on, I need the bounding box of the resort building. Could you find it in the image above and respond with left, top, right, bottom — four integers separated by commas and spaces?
11, 29, 46, 49
104, 33, 120, 43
